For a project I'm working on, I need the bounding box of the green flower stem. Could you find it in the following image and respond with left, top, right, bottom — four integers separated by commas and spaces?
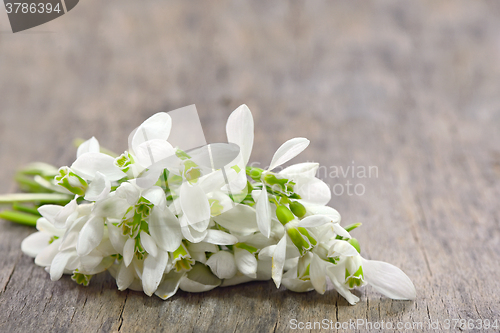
14, 174, 50, 193
18, 162, 58, 178
12, 203, 42, 216
0, 210, 39, 227
0, 193, 72, 204
235, 242, 258, 254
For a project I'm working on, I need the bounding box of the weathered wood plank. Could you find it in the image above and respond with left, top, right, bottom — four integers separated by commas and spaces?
1, 0, 500, 332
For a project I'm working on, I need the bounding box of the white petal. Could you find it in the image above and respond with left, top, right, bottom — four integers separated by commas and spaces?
179, 183, 210, 232
35, 239, 61, 267
220, 273, 256, 287
133, 258, 144, 279
281, 268, 314, 292
149, 206, 182, 252
142, 250, 169, 296
92, 196, 131, 220
328, 240, 359, 258
123, 238, 135, 267
140, 231, 158, 257
50, 250, 75, 281
255, 187, 271, 238
226, 104, 254, 165
127, 279, 144, 292
79, 255, 103, 272
279, 162, 319, 179
131, 112, 172, 153
326, 266, 360, 305
298, 215, 334, 228
234, 248, 257, 278
256, 259, 273, 280
94, 238, 117, 257
58, 231, 79, 252
135, 139, 175, 168
271, 235, 287, 288
282, 278, 314, 292
116, 182, 141, 205
212, 204, 259, 234
77, 137, 100, 158
305, 205, 341, 221
155, 271, 184, 300
178, 263, 221, 292
285, 240, 301, 259
187, 242, 218, 254
107, 222, 127, 253
258, 245, 276, 260
243, 233, 275, 250
72, 152, 125, 181
203, 229, 238, 245
332, 224, 351, 239
37, 205, 62, 225
117, 262, 135, 291
76, 216, 104, 256
142, 186, 167, 207
38, 198, 77, 229
84, 171, 111, 202
82, 256, 114, 275
21, 232, 52, 258
179, 277, 219, 293
180, 224, 207, 243
36, 218, 65, 237
296, 178, 331, 206
268, 138, 310, 171
206, 251, 237, 279
362, 258, 416, 300
310, 253, 327, 294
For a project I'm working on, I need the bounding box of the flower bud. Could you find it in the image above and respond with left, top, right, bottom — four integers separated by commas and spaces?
289, 201, 306, 218
287, 227, 311, 255
246, 167, 263, 181
276, 205, 294, 225
55, 167, 88, 196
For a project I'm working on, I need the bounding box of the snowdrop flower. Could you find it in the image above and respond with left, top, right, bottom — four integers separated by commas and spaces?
22, 217, 65, 259
278, 163, 331, 207
226, 105, 310, 238
13, 104, 417, 305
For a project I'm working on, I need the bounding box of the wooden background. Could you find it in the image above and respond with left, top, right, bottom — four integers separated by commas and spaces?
1, 1, 499, 332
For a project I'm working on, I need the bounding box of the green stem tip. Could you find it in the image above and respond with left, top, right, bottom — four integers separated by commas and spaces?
0, 210, 39, 227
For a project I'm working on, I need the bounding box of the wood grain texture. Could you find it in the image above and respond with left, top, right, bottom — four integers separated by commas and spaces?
1, 1, 500, 332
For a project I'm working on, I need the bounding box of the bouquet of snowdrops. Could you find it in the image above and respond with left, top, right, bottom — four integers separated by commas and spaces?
0, 105, 415, 305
